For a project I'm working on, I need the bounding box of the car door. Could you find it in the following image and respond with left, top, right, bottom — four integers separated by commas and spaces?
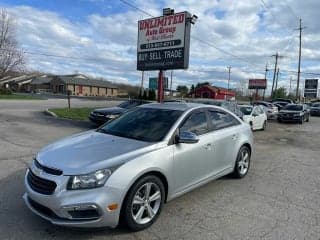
256, 106, 266, 128
251, 106, 260, 129
207, 109, 242, 172
173, 109, 213, 194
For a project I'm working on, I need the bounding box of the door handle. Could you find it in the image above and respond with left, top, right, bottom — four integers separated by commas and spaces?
232, 134, 238, 140
204, 143, 212, 150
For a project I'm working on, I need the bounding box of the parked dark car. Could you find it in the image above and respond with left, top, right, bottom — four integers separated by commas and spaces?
188, 99, 243, 118
278, 104, 310, 124
271, 98, 294, 104
272, 101, 289, 110
310, 103, 320, 116
89, 100, 150, 125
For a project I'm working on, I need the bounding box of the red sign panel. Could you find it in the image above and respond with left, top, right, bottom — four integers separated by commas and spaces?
248, 79, 267, 89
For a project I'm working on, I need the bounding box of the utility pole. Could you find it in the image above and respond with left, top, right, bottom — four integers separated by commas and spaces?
289, 76, 293, 95
170, 70, 173, 97
263, 64, 268, 100
139, 71, 144, 100
296, 18, 305, 101
227, 66, 231, 90
274, 68, 280, 98
271, 53, 284, 98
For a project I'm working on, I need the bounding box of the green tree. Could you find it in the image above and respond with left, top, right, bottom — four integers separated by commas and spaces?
176, 85, 189, 97
148, 89, 156, 100
273, 87, 287, 99
143, 90, 147, 100
190, 84, 195, 93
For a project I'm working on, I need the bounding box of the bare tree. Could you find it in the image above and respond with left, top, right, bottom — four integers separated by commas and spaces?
0, 9, 24, 80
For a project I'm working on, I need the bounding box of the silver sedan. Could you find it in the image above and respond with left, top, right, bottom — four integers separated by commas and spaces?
24, 102, 253, 231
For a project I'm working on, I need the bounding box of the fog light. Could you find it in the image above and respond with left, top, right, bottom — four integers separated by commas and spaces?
107, 203, 118, 211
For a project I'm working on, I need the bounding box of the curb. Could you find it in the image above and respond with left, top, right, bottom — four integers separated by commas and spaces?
44, 109, 57, 118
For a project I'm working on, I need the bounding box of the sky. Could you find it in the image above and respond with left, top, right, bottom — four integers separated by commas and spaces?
1, 0, 320, 94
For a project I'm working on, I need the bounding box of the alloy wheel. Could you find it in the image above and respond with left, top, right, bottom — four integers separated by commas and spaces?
131, 182, 162, 225
238, 149, 250, 175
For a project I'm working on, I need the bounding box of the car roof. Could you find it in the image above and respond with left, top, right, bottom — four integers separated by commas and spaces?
139, 102, 221, 111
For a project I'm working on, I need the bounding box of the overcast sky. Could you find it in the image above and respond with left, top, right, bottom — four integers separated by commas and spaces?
1, 0, 319, 94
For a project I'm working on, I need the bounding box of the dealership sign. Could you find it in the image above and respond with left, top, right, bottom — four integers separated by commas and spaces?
137, 12, 192, 71
248, 79, 267, 89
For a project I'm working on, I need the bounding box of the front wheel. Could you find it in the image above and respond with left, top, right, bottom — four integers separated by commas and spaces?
232, 145, 251, 178
306, 115, 310, 122
261, 121, 267, 131
299, 117, 303, 124
122, 175, 165, 231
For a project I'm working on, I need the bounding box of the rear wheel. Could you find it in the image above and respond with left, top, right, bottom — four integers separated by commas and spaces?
122, 175, 165, 231
306, 115, 310, 122
233, 145, 251, 178
262, 121, 267, 131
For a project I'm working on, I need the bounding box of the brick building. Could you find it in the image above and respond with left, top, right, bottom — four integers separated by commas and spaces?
191, 85, 235, 100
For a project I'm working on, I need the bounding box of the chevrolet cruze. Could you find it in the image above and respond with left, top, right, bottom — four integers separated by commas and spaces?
24, 102, 253, 231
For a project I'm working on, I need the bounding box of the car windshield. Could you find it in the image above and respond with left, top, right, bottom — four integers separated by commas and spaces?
118, 101, 141, 109
97, 107, 183, 142
284, 105, 302, 111
240, 106, 253, 115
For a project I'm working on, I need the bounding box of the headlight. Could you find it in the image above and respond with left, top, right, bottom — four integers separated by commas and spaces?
67, 169, 112, 190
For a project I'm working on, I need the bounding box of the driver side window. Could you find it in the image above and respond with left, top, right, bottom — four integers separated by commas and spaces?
180, 111, 209, 136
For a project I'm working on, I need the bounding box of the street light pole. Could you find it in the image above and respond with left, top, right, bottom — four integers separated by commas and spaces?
227, 66, 231, 90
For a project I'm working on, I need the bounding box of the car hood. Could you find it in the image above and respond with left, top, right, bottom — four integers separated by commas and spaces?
279, 110, 302, 114
36, 130, 159, 175
93, 107, 126, 115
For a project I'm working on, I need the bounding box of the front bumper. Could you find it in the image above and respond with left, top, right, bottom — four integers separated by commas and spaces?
267, 112, 278, 120
310, 110, 320, 116
278, 114, 302, 122
23, 169, 123, 228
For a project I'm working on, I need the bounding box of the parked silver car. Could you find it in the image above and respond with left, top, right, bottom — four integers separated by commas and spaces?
23, 103, 253, 231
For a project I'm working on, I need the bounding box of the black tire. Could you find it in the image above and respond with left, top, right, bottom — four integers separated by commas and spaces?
232, 145, 251, 178
261, 121, 267, 131
306, 115, 310, 122
121, 175, 165, 231
299, 117, 303, 124
278, 118, 282, 123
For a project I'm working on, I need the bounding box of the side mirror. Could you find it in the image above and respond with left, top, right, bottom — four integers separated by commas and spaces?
175, 131, 199, 144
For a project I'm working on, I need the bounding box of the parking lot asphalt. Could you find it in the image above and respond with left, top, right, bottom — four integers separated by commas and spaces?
0, 99, 320, 240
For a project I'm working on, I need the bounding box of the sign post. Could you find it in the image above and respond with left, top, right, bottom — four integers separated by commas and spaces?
137, 9, 195, 102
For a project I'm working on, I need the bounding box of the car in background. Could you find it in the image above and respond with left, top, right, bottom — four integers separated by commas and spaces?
24, 103, 253, 230
310, 103, 320, 116
271, 98, 294, 104
278, 104, 310, 124
239, 105, 267, 130
89, 99, 150, 125
188, 99, 243, 119
272, 101, 288, 110
253, 101, 278, 120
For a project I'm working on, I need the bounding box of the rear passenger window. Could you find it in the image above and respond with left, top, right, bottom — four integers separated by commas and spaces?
208, 110, 240, 130
180, 112, 209, 136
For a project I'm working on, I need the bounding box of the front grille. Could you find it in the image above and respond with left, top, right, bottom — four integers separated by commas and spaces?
67, 209, 100, 220
34, 159, 62, 176
27, 170, 57, 195
28, 197, 60, 219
